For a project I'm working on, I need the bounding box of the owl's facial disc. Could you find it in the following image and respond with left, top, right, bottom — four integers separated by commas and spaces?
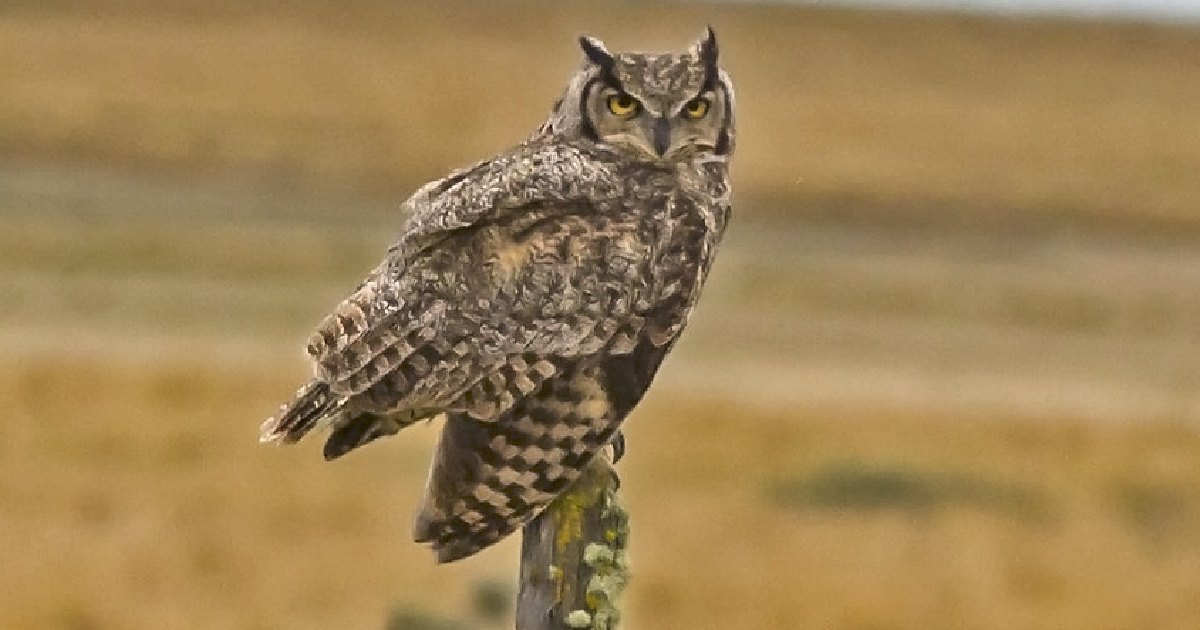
584, 84, 728, 161
576, 30, 733, 162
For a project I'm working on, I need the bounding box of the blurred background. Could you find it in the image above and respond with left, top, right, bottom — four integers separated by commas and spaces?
3, 1, 1200, 628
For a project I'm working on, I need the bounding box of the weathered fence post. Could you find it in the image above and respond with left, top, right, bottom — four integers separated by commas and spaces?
515, 454, 629, 629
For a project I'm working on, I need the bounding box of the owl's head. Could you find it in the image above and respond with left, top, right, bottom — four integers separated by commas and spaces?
543, 28, 735, 162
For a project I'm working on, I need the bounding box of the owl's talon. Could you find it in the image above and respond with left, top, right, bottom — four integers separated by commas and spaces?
610, 430, 626, 464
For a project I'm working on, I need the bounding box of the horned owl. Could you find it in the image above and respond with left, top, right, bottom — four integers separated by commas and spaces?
260, 28, 736, 563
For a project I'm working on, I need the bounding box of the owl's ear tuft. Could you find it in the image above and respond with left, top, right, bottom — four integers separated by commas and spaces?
579, 36, 616, 73
693, 26, 720, 92
698, 26, 718, 68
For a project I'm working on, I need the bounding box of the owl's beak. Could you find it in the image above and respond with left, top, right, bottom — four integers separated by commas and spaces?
652, 116, 671, 156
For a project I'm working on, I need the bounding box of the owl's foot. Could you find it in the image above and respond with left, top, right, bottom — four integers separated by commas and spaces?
610, 430, 626, 464
606, 430, 625, 490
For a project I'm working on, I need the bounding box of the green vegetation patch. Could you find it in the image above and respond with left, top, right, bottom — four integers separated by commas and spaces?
768, 459, 1052, 521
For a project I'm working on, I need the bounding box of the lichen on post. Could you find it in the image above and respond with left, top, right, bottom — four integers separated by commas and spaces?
515, 453, 630, 629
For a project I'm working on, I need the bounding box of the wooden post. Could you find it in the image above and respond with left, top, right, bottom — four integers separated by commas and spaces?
515, 454, 630, 629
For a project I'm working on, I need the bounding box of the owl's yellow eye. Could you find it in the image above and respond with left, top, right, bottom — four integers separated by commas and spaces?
606, 94, 641, 118
683, 98, 710, 119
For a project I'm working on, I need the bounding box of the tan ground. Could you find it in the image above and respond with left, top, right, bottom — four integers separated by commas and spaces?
3, 2, 1200, 629
1, 1, 1199, 228
4, 358, 1200, 629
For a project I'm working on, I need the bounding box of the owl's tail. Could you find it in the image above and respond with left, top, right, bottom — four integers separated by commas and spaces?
259, 380, 342, 444
413, 366, 623, 563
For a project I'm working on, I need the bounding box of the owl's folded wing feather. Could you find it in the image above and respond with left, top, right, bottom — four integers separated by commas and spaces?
305, 141, 623, 370
301, 181, 650, 428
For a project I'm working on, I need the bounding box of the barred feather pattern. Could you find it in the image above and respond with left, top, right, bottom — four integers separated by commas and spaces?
413, 362, 621, 563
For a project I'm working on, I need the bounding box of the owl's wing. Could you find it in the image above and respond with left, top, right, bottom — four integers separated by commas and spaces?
260, 149, 641, 446
312, 214, 645, 395
296, 151, 645, 422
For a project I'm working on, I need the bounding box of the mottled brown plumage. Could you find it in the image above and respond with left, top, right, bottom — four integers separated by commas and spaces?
260, 28, 736, 563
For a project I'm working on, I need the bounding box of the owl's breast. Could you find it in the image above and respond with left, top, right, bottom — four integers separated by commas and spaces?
629, 176, 729, 347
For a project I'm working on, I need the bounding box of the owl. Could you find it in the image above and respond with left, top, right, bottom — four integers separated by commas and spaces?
260, 28, 736, 563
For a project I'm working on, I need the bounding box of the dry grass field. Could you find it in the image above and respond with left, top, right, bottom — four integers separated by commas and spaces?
5, 358, 1200, 629
3, 1, 1200, 629
2, 0, 1200, 228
